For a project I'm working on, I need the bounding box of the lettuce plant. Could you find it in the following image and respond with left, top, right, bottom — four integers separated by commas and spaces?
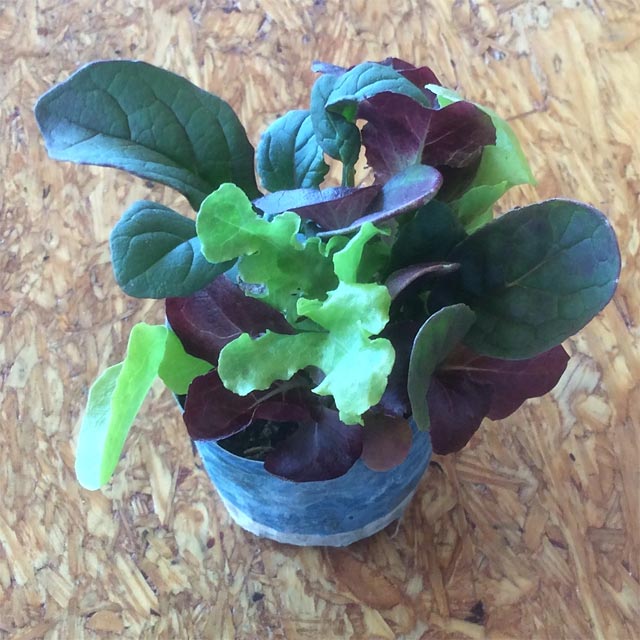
35, 59, 620, 489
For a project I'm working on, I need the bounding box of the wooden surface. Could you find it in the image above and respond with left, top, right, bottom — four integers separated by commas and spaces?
1, 1, 639, 638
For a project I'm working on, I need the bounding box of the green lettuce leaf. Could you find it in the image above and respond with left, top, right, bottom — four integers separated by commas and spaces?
197, 183, 338, 319
218, 224, 394, 425
75, 324, 211, 490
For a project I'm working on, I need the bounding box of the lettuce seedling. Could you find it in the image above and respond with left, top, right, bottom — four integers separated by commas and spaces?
35, 59, 620, 488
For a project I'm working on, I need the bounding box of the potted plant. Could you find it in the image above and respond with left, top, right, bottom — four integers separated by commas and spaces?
35, 58, 620, 546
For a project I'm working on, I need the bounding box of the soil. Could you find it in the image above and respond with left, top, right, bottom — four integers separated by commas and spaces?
218, 420, 300, 461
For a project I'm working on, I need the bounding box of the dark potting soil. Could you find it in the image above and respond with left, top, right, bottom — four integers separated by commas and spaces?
218, 420, 300, 461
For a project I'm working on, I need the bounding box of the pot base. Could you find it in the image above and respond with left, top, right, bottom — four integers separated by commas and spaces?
219, 489, 417, 547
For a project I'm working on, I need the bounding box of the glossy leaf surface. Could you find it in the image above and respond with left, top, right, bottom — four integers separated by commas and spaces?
110, 201, 231, 299
408, 304, 476, 431
256, 109, 329, 192
35, 60, 258, 209
430, 200, 621, 359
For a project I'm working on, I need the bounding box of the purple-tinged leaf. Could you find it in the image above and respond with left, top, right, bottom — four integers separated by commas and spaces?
264, 408, 363, 482
386, 263, 459, 300
361, 413, 412, 471
443, 344, 570, 420
376, 321, 421, 417
166, 276, 294, 364
360, 92, 495, 183
253, 185, 382, 230
427, 373, 492, 454
183, 370, 311, 440
427, 344, 570, 454
317, 165, 442, 236
408, 304, 476, 432
379, 57, 441, 98
429, 199, 621, 359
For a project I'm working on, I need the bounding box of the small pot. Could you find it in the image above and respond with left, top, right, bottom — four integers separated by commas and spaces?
195, 421, 432, 547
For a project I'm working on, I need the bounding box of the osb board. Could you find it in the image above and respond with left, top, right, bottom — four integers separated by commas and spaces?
0, 0, 639, 637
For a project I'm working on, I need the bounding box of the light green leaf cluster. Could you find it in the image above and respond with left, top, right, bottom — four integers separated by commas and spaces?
197, 184, 339, 320
427, 84, 536, 231
218, 223, 394, 425
75, 324, 211, 490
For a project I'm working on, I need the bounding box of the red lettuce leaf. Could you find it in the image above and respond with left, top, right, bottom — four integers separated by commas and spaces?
166, 276, 294, 365
317, 164, 442, 236
255, 165, 441, 235
427, 373, 492, 455
361, 413, 413, 471
253, 185, 382, 230
427, 344, 570, 454
444, 344, 570, 420
359, 92, 495, 183
264, 408, 363, 482
379, 57, 441, 100
376, 321, 421, 417
183, 370, 311, 440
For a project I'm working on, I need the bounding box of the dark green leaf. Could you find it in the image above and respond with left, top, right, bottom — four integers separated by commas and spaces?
35, 60, 258, 209
408, 304, 476, 431
110, 201, 232, 299
325, 61, 430, 115
310, 73, 361, 174
430, 199, 621, 358
390, 199, 467, 271
256, 109, 329, 192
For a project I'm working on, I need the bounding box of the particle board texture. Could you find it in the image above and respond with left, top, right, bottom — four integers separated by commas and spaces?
0, 0, 639, 638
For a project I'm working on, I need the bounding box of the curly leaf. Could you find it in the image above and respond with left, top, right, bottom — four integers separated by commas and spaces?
197, 184, 337, 318
429, 199, 621, 359
35, 60, 258, 209
256, 109, 329, 192
408, 304, 476, 431
110, 201, 231, 299
219, 279, 394, 425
